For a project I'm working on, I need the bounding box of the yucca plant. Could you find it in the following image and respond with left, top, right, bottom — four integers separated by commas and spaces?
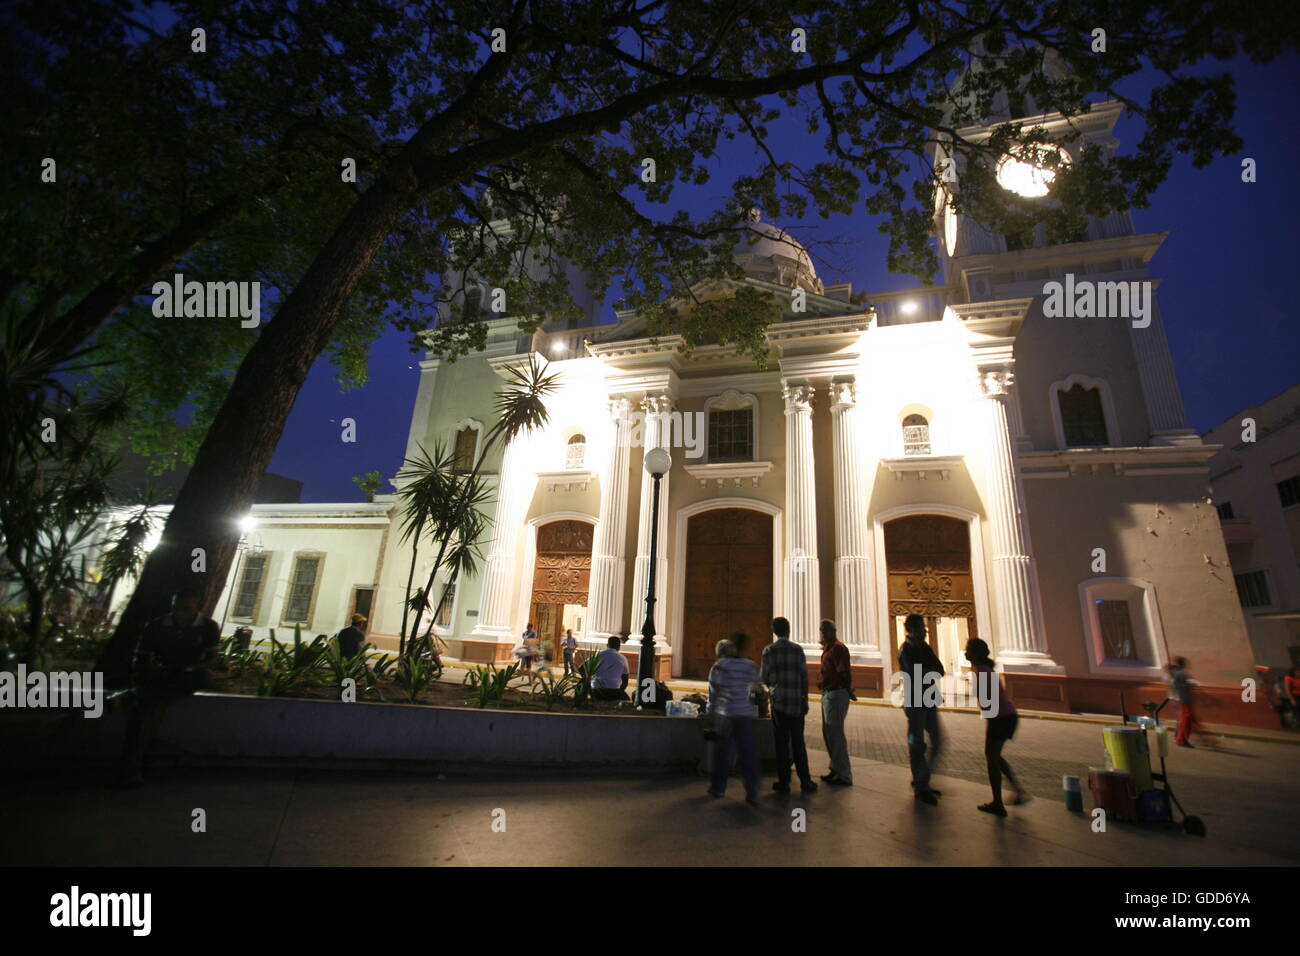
530, 671, 580, 711
463, 661, 520, 708
217, 633, 261, 677
572, 649, 605, 708
393, 651, 439, 703
319, 637, 374, 689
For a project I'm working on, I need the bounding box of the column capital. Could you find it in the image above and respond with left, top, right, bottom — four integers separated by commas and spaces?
782, 382, 815, 413
608, 396, 632, 422
829, 378, 857, 411
977, 368, 1015, 398
640, 391, 675, 416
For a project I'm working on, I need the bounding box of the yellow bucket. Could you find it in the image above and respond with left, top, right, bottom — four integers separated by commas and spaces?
1103, 726, 1154, 792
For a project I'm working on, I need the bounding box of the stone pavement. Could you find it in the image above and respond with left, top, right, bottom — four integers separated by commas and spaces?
3, 714, 1297, 866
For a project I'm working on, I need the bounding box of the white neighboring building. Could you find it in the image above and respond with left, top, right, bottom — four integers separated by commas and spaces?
1205, 384, 1300, 669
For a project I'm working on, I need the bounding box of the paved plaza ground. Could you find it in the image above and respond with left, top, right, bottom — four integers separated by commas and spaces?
3, 700, 1296, 867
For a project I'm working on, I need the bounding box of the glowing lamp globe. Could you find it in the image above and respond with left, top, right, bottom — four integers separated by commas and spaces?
644, 447, 671, 476
996, 143, 1070, 198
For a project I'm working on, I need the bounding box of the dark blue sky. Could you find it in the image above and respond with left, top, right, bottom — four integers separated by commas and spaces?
269, 53, 1300, 502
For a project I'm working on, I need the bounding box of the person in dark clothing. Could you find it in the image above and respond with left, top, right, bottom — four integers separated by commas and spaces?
966, 637, 1027, 816
118, 588, 220, 787
762, 616, 817, 793
337, 613, 367, 658
898, 614, 943, 804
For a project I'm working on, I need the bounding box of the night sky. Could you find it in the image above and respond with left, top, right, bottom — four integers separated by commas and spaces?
268, 52, 1300, 503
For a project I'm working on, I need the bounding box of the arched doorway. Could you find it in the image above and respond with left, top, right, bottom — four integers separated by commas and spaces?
681, 507, 773, 678
530, 520, 593, 662
883, 514, 976, 702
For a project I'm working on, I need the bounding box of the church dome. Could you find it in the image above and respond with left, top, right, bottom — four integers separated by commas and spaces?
733, 209, 823, 294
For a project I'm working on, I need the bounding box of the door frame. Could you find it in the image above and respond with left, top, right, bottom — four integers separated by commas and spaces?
516, 512, 597, 648
871, 503, 992, 695
672, 497, 783, 678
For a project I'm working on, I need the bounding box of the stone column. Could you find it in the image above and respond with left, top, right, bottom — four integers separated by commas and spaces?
783, 382, 821, 645
1128, 296, 1199, 445
586, 397, 632, 641
628, 393, 672, 640
471, 434, 535, 639
830, 379, 878, 660
977, 368, 1059, 670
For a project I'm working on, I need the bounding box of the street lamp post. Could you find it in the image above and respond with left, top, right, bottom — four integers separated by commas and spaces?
637, 447, 671, 707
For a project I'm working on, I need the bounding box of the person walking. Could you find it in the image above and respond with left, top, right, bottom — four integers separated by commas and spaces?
898, 614, 943, 804
817, 619, 854, 786
966, 638, 1027, 815
562, 628, 578, 675
336, 613, 367, 658
1170, 657, 1215, 747
762, 616, 817, 793
707, 634, 762, 805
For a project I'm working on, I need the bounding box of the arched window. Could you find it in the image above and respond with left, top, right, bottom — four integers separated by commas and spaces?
1058, 384, 1109, 447
566, 433, 586, 470
902, 414, 931, 457
452, 426, 479, 473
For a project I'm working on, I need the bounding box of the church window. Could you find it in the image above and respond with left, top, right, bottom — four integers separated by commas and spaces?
452, 426, 478, 473
1278, 475, 1300, 509
902, 414, 931, 457
1096, 600, 1138, 661
1215, 501, 1235, 521
708, 408, 754, 462
566, 433, 586, 470
283, 555, 322, 625
232, 553, 268, 621
1058, 384, 1109, 447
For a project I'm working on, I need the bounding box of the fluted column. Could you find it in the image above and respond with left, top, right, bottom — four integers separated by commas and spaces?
783, 382, 821, 645
628, 393, 672, 640
471, 435, 535, 638
830, 379, 878, 660
977, 368, 1059, 670
586, 397, 632, 641
1128, 296, 1199, 445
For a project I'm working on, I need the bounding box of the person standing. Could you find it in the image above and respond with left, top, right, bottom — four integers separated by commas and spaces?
898, 614, 943, 804
817, 619, 854, 786
118, 588, 221, 787
337, 613, 367, 658
707, 634, 762, 805
1170, 657, 1215, 747
562, 628, 578, 675
762, 616, 817, 793
966, 638, 1027, 815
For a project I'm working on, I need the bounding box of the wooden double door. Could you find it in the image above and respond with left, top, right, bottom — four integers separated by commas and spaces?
682, 508, 773, 678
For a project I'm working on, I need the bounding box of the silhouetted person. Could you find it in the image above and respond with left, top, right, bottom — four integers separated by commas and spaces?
899, 614, 943, 804
762, 616, 816, 793
707, 634, 761, 805
118, 587, 220, 787
337, 613, 367, 658
966, 637, 1026, 815
818, 619, 854, 785
232, 625, 253, 652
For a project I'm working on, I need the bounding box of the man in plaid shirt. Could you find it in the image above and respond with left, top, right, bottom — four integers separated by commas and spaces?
761, 617, 818, 793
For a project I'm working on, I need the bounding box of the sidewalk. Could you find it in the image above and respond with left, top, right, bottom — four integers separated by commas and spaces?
2, 748, 1292, 866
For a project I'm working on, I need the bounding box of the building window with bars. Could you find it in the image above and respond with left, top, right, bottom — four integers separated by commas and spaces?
902, 414, 931, 456
566, 433, 586, 469
707, 407, 754, 462
1278, 475, 1300, 509
283, 555, 322, 625
1215, 501, 1235, 521
1096, 599, 1139, 661
1234, 570, 1272, 608
232, 553, 268, 621
1058, 384, 1110, 447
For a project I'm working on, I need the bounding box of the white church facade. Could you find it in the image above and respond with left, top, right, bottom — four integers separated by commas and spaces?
101, 93, 1268, 727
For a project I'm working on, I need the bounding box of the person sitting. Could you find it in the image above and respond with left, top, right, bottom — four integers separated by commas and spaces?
590, 636, 630, 701
337, 613, 367, 658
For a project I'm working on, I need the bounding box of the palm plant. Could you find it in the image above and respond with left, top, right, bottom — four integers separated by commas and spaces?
463, 661, 520, 709
395, 355, 559, 657
530, 671, 581, 711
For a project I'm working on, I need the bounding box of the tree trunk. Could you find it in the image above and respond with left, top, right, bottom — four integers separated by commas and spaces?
102, 183, 414, 682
